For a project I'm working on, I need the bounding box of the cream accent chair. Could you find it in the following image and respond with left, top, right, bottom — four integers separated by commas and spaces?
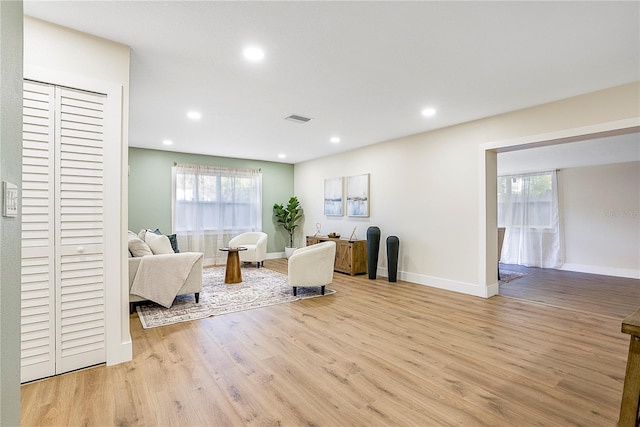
228, 231, 268, 267
288, 241, 336, 296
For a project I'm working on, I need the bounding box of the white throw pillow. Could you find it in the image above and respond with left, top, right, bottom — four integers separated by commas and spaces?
145, 231, 174, 254
128, 231, 153, 257
138, 228, 150, 240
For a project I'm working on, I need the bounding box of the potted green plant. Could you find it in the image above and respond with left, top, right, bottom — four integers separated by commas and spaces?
273, 196, 303, 258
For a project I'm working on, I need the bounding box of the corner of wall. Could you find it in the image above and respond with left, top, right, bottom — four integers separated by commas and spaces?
0, 1, 24, 425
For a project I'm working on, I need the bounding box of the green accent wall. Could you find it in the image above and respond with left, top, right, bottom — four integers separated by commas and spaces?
0, 1, 23, 425
128, 147, 294, 253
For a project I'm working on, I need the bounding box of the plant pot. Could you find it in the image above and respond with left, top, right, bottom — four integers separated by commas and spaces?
284, 247, 297, 258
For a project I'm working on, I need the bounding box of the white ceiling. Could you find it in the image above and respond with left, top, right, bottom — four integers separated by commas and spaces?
498, 132, 640, 175
23, 1, 640, 164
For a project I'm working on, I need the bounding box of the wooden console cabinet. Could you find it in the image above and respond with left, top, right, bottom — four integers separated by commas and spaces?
306, 236, 367, 276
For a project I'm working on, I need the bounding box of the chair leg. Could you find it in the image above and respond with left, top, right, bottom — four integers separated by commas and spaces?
293, 287, 297, 296
321, 285, 325, 295
195, 292, 200, 303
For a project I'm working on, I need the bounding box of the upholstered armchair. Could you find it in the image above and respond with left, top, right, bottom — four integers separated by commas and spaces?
228, 231, 268, 267
288, 241, 336, 296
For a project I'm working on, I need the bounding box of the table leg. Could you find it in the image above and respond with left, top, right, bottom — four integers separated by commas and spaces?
619, 335, 640, 426
225, 251, 242, 284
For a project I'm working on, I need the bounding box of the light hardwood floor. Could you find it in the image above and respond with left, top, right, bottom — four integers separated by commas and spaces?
21, 259, 633, 426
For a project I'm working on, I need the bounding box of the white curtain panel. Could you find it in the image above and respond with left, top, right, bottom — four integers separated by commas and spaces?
498, 170, 563, 268
172, 163, 262, 265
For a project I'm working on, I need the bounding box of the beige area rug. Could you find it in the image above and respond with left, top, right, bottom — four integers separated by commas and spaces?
499, 269, 529, 284
136, 267, 336, 329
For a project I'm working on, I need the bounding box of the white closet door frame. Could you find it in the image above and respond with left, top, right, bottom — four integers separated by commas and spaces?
24, 65, 131, 371
21, 82, 109, 381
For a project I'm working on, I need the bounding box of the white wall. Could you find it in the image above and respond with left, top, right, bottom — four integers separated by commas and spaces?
560, 162, 640, 278
295, 82, 640, 297
24, 17, 132, 365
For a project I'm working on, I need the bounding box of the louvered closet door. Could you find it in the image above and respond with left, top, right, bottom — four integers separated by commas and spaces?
20, 82, 106, 382
21, 81, 56, 382
55, 87, 106, 374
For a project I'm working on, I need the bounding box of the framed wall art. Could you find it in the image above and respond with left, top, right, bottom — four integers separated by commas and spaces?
347, 173, 369, 217
324, 177, 344, 216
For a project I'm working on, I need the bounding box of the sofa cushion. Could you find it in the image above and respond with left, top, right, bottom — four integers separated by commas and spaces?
145, 231, 174, 254
139, 228, 180, 253
128, 231, 153, 257
150, 229, 180, 253
166, 234, 180, 253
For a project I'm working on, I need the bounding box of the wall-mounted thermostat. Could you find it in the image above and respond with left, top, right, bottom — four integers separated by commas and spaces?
3, 181, 18, 217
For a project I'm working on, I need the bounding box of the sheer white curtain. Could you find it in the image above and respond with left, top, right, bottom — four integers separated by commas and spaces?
498, 170, 562, 268
172, 163, 262, 265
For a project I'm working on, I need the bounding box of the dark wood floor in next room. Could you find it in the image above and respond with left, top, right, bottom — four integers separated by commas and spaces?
499, 263, 640, 319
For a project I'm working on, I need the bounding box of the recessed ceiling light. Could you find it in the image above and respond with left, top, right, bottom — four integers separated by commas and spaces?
243, 46, 265, 62
278, 154, 286, 159
421, 107, 437, 117
187, 111, 201, 120
330, 137, 340, 143
162, 140, 173, 146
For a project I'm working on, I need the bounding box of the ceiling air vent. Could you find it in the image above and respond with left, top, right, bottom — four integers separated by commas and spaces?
285, 114, 313, 124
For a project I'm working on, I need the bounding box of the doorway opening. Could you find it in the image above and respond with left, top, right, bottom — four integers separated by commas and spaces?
479, 118, 639, 309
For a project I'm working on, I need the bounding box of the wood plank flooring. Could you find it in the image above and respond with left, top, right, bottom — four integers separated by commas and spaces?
21, 259, 633, 426
499, 263, 640, 319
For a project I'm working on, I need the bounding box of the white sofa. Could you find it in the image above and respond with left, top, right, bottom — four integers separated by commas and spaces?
129, 252, 203, 313
128, 229, 204, 312
288, 241, 336, 296
228, 231, 268, 267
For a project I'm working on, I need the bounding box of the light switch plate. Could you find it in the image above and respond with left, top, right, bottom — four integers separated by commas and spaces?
3, 181, 18, 217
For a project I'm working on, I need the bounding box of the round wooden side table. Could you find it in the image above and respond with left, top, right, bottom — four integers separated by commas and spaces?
219, 247, 247, 284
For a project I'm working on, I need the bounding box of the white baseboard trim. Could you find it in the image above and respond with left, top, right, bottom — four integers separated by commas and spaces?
558, 263, 640, 279
376, 267, 496, 298
486, 282, 500, 298
267, 252, 285, 259
107, 339, 132, 366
